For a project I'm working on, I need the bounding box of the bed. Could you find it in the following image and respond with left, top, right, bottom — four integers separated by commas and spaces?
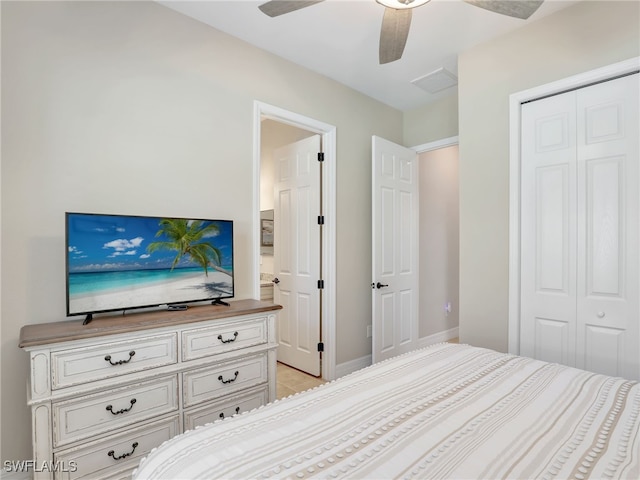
132, 343, 639, 479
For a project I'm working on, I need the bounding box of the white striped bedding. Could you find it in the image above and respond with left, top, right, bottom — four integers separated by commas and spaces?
133, 343, 639, 479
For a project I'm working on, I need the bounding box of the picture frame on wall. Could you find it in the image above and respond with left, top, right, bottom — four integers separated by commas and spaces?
261, 219, 273, 247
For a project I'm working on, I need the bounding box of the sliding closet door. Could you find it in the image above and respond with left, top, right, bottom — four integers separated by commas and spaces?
520, 73, 639, 380
575, 74, 639, 380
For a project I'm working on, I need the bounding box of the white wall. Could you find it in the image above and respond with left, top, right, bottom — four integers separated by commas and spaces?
458, 0, 640, 351
0, 1, 402, 462
418, 146, 459, 339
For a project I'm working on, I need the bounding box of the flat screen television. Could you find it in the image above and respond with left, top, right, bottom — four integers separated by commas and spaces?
66, 212, 234, 323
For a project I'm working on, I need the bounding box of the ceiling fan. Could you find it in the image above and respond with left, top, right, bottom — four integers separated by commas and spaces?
257, 0, 544, 64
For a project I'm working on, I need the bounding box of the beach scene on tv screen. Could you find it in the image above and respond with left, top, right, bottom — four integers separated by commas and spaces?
67, 214, 234, 315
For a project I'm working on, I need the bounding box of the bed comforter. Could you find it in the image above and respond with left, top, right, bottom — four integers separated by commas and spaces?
133, 343, 639, 479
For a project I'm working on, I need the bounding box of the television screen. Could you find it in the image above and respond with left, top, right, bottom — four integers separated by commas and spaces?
66, 212, 234, 319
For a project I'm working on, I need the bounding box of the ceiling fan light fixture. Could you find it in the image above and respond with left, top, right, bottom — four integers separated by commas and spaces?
376, 0, 431, 10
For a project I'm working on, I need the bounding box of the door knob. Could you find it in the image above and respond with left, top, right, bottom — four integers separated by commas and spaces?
376, 282, 389, 289
272, 277, 280, 285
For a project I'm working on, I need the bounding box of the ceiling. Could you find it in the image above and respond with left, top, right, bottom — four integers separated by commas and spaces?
159, 0, 579, 111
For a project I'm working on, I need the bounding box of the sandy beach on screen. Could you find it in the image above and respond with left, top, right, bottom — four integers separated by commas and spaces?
69, 270, 232, 314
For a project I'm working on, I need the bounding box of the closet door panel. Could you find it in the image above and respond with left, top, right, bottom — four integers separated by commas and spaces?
520, 92, 577, 364
584, 325, 625, 377
585, 157, 624, 297
576, 73, 640, 380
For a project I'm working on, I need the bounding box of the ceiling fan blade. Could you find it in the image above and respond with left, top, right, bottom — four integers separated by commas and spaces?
379, 7, 412, 65
258, 0, 324, 17
464, 0, 543, 20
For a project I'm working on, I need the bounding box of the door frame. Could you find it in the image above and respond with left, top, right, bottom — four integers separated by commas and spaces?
412, 136, 459, 155
253, 101, 337, 381
508, 57, 640, 355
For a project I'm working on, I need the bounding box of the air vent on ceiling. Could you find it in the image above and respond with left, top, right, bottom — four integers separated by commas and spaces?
411, 67, 458, 94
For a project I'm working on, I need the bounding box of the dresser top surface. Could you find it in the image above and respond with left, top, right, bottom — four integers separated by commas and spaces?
19, 299, 282, 348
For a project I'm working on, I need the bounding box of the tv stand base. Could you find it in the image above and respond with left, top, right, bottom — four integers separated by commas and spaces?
167, 304, 188, 311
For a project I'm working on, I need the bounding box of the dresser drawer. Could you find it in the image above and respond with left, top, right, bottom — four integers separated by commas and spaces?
182, 316, 268, 361
51, 333, 177, 389
54, 415, 179, 480
52, 376, 178, 447
183, 353, 268, 407
183, 385, 269, 429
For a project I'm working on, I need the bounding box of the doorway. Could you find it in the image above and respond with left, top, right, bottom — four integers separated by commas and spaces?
417, 143, 460, 345
253, 101, 337, 381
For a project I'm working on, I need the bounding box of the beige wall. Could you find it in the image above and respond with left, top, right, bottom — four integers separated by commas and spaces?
458, 0, 640, 351
404, 93, 458, 147
418, 146, 459, 338
4, 0, 636, 465
0, 1, 402, 461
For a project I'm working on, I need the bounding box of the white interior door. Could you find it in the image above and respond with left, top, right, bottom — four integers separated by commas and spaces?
520, 73, 639, 380
372, 135, 419, 363
273, 135, 321, 376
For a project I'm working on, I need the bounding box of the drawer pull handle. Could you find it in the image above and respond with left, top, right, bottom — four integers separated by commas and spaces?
105, 351, 136, 366
108, 442, 138, 461
217, 332, 239, 344
219, 407, 241, 419
106, 398, 137, 415
218, 371, 239, 384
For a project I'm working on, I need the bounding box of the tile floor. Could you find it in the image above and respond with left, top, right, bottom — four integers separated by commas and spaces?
275, 338, 459, 399
276, 362, 326, 399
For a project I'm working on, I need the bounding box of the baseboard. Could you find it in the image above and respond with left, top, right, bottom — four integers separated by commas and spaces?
334, 327, 459, 379
335, 354, 372, 378
418, 326, 459, 348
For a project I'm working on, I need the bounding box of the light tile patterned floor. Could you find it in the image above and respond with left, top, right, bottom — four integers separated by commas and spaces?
276, 338, 459, 399
276, 362, 326, 399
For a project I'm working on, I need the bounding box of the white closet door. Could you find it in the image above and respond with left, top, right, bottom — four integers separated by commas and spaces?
576, 74, 639, 380
521, 73, 639, 381
520, 91, 578, 366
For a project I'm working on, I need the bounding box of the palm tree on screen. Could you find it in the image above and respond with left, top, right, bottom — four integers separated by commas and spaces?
147, 218, 224, 276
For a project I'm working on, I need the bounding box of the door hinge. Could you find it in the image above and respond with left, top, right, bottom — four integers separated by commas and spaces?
317, 215, 325, 225
317, 152, 325, 162
317, 279, 324, 289
317, 342, 324, 352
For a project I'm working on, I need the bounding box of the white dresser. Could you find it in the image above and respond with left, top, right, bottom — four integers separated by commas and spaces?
19, 300, 281, 480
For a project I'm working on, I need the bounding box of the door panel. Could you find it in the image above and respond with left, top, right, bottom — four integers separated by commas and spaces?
576, 74, 639, 380
274, 135, 321, 376
534, 317, 570, 366
372, 136, 418, 363
584, 325, 625, 377
520, 91, 577, 365
536, 165, 570, 293
585, 157, 623, 296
